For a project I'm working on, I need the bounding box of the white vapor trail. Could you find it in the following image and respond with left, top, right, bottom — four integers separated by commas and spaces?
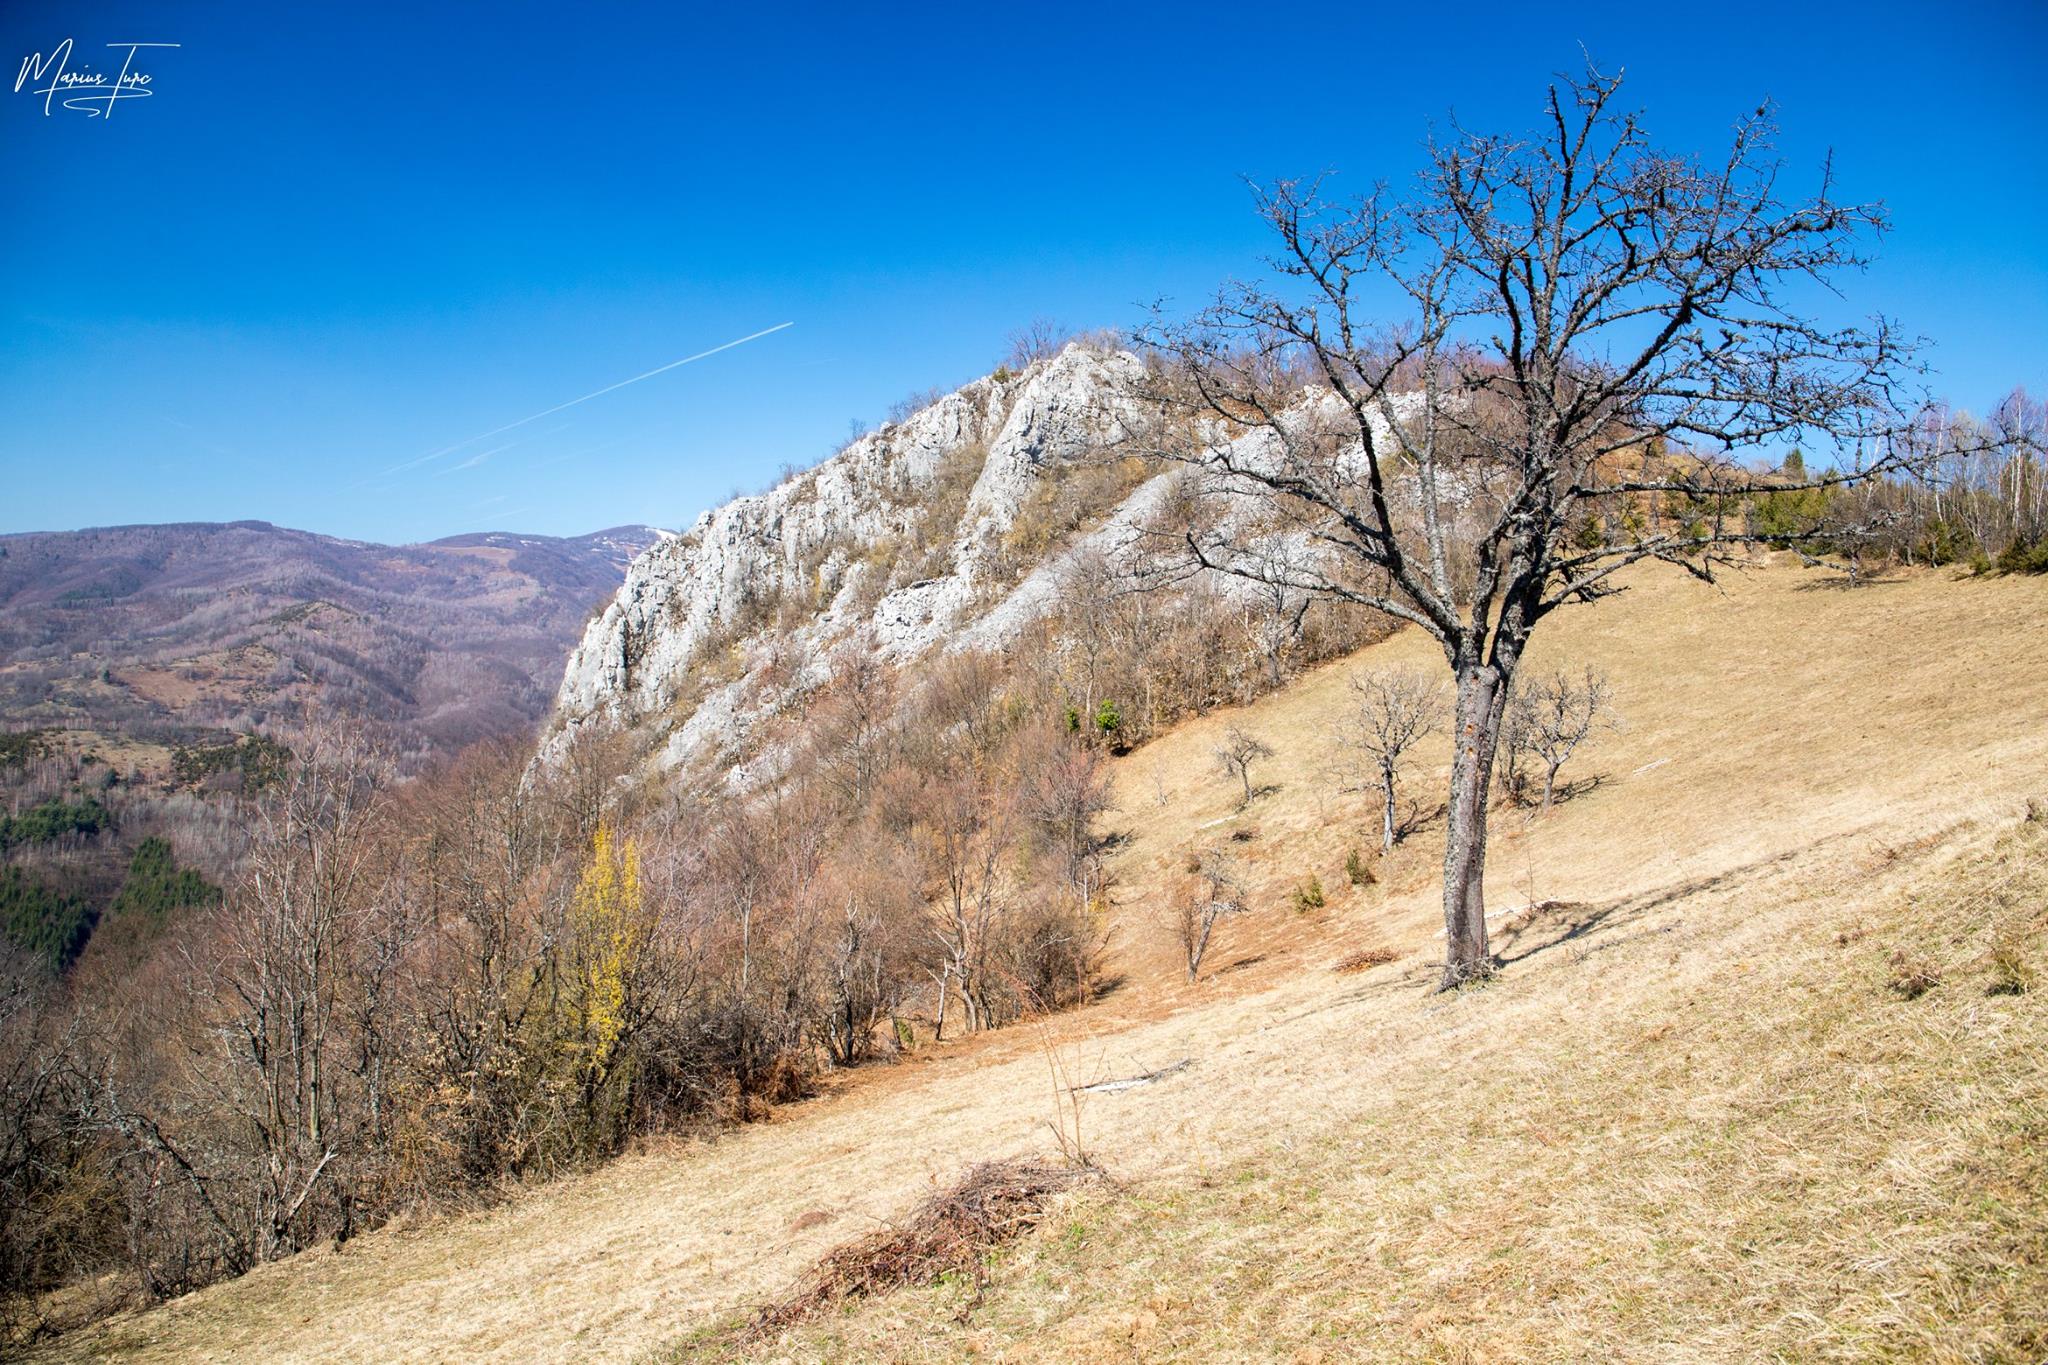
380, 321, 793, 477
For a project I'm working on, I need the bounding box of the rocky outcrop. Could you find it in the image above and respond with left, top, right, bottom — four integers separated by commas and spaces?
549, 345, 1152, 770
547, 344, 1424, 777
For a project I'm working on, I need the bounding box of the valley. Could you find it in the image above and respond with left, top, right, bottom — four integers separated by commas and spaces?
0, 521, 665, 775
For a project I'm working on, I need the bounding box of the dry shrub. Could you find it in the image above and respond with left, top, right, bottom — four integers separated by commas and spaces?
1888, 949, 1943, 1000
1333, 945, 1401, 974
753, 1160, 1101, 1333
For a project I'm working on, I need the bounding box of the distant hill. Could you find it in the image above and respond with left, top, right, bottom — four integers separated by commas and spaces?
0, 520, 666, 773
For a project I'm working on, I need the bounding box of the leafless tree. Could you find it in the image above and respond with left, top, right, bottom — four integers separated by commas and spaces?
1503, 666, 1615, 810
1234, 538, 1314, 687
1212, 725, 1274, 809
1003, 317, 1067, 371
909, 758, 1017, 1038
812, 634, 896, 812
1339, 668, 1446, 851
121, 722, 396, 1268
1172, 847, 1247, 982
1138, 63, 1947, 987
1023, 730, 1115, 903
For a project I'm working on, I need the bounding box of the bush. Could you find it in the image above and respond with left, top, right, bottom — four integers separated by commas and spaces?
0, 796, 113, 850
1291, 875, 1326, 912
170, 733, 290, 793
1345, 847, 1375, 886
1995, 537, 2048, 574
109, 837, 221, 924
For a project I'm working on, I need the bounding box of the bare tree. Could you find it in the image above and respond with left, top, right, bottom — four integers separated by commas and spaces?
1003, 318, 1067, 371
1023, 729, 1115, 903
130, 722, 395, 1268
1236, 538, 1314, 687
1211, 725, 1274, 809
908, 757, 1017, 1037
1504, 666, 1615, 810
1140, 63, 1941, 987
1171, 847, 1246, 982
1340, 668, 1446, 852
811, 634, 896, 812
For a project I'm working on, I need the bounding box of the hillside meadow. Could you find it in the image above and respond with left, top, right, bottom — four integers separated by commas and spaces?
39, 557, 2048, 1363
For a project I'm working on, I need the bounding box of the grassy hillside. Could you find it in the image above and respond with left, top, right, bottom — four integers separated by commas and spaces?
43, 558, 2048, 1362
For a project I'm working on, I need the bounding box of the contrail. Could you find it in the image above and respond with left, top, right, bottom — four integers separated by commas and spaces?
434, 424, 571, 476
380, 321, 793, 476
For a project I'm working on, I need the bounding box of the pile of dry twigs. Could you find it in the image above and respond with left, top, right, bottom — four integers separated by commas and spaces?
752, 1159, 1101, 1332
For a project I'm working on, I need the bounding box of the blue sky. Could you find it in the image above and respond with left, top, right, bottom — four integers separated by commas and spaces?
2, 0, 2042, 544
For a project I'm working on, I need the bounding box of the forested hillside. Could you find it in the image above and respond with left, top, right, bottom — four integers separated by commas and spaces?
0, 520, 662, 773
0, 520, 659, 1007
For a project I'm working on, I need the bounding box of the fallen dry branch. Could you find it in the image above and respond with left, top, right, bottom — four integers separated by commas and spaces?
751, 1160, 1103, 1333
1075, 1059, 1191, 1094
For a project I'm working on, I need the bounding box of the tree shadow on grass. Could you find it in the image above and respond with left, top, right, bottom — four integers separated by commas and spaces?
1791, 568, 1899, 592
1393, 800, 1448, 843
1493, 836, 1843, 970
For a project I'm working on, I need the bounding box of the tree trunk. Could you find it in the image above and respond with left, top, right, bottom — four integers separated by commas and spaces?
1379, 764, 1397, 853
1441, 664, 1505, 989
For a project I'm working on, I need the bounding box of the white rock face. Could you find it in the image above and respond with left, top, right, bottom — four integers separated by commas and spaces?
544, 343, 1433, 777
549, 345, 1146, 768
547, 344, 1417, 776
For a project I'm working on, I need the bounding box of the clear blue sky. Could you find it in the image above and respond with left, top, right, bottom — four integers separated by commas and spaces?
3, 0, 2042, 543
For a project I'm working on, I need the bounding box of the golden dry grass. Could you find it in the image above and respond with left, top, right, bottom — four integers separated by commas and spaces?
39, 558, 2048, 1363
714, 816, 2048, 1363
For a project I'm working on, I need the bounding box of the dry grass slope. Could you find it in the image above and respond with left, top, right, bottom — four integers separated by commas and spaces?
41, 559, 2048, 1362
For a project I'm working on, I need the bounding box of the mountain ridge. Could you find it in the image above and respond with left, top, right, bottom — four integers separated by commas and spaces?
0, 520, 667, 771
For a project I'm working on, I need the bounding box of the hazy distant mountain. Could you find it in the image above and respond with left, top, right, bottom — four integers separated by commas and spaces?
0, 520, 667, 772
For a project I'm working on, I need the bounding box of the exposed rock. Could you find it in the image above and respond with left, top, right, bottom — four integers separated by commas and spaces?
547, 344, 1415, 777
550, 346, 1148, 768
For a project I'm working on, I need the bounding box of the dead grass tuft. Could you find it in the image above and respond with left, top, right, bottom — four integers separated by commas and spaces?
750, 1160, 1102, 1334
1987, 933, 2035, 996
1888, 948, 1944, 999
